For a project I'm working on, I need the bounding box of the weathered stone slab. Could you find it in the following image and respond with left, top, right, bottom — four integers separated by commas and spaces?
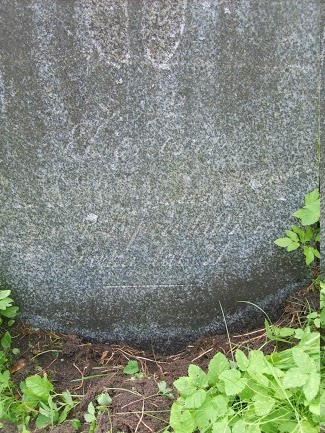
321, 0, 325, 278
0, 0, 320, 351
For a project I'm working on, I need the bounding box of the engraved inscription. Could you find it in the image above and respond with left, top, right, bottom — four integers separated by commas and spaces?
75, 0, 130, 67
142, 0, 187, 69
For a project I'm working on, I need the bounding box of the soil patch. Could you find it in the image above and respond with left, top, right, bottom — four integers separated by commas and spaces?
4, 285, 319, 433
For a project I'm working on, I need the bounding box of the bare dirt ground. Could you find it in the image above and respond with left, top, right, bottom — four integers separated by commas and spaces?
4, 285, 319, 433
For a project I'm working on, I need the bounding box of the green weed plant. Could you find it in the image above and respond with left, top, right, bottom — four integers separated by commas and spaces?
0, 289, 79, 432
274, 189, 320, 266
123, 359, 144, 378
84, 392, 112, 433
166, 322, 320, 433
320, 281, 325, 432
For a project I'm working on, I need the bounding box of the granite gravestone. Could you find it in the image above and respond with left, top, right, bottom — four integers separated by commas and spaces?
321, 0, 325, 279
0, 0, 320, 351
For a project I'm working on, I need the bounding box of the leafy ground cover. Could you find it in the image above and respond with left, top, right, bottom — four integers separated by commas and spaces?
275, 188, 320, 267
0, 282, 320, 433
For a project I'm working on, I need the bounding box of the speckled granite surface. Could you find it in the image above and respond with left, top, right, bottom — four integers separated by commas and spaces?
0, 0, 320, 351
321, 0, 325, 279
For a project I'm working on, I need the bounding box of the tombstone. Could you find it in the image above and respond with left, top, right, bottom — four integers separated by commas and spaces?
321, 0, 325, 278
0, 0, 319, 351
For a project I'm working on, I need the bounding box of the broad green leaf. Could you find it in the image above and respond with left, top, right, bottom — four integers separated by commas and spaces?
0, 370, 10, 389
123, 360, 139, 375
39, 401, 58, 421
47, 395, 58, 412
308, 398, 320, 416
71, 419, 82, 430
195, 398, 217, 431
97, 392, 112, 406
304, 189, 319, 205
287, 242, 300, 251
305, 201, 320, 216
273, 384, 292, 400
158, 381, 167, 392
247, 351, 267, 374
173, 377, 196, 396
11, 347, 20, 356
303, 372, 320, 402
238, 382, 255, 400
248, 369, 270, 387
184, 389, 207, 409
212, 417, 231, 433
87, 401, 95, 416
61, 390, 74, 406
304, 247, 314, 265
292, 209, 304, 219
58, 405, 71, 424
170, 403, 196, 433
0, 299, 13, 311
212, 395, 229, 417
157, 381, 174, 399
254, 397, 275, 416
283, 368, 308, 388
274, 238, 292, 248
244, 379, 270, 398
232, 419, 246, 433
219, 369, 247, 396
285, 230, 299, 242
266, 325, 295, 341
177, 411, 196, 433
261, 407, 292, 427
208, 352, 230, 385
278, 327, 295, 337
1, 331, 11, 350
297, 329, 319, 346
24, 375, 53, 401
292, 348, 314, 373
0, 291, 11, 300
293, 200, 320, 226
278, 421, 299, 433
307, 311, 318, 319
311, 247, 320, 259
293, 328, 305, 340
291, 225, 305, 241
35, 413, 51, 428
188, 364, 208, 388
0, 306, 19, 318
235, 349, 249, 371
298, 420, 319, 433
84, 412, 96, 423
